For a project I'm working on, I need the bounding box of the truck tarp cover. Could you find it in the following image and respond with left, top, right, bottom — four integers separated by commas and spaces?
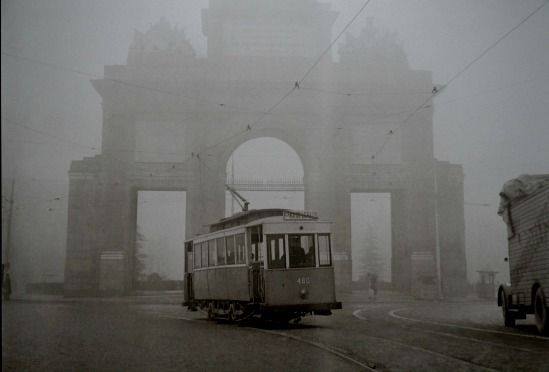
497, 174, 549, 217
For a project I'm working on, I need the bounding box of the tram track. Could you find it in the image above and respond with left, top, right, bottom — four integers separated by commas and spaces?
353, 307, 546, 353
142, 305, 545, 371
350, 308, 500, 372
351, 306, 549, 371
140, 307, 376, 371
387, 307, 549, 341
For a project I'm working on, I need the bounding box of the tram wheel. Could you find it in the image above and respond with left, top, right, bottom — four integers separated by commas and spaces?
207, 302, 215, 320
534, 288, 549, 335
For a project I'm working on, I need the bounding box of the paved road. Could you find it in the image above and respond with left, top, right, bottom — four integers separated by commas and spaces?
2, 301, 356, 371
3, 297, 549, 371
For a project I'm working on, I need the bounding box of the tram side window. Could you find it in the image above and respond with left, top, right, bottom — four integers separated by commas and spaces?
217, 237, 226, 265
226, 235, 236, 265
288, 234, 316, 268
193, 243, 201, 269
267, 235, 286, 269
235, 233, 245, 264
318, 234, 332, 267
208, 240, 216, 267
201, 242, 208, 267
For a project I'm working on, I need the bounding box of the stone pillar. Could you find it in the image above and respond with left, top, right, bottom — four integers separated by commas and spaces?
400, 105, 439, 295
304, 125, 352, 292
96, 111, 136, 295
436, 161, 467, 297
64, 162, 101, 296
186, 154, 226, 237
390, 190, 411, 292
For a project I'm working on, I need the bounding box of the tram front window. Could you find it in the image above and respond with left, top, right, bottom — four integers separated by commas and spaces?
288, 234, 315, 268
267, 234, 285, 269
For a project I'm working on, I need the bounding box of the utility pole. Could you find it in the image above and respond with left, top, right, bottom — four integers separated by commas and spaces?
433, 162, 443, 300
5, 178, 15, 271
3, 177, 15, 299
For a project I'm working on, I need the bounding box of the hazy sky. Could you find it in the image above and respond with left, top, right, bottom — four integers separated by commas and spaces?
2, 0, 548, 285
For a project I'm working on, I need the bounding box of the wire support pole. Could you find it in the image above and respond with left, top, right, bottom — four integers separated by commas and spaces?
433, 162, 443, 300
4, 178, 15, 269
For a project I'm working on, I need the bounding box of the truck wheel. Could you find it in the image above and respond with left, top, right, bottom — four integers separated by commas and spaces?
502, 295, 515, 327
207, 302, 215, 320
228, 303, 236, 322
534, 288, 549, 335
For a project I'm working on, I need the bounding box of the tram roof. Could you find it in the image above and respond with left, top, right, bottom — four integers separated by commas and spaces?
209, 209, 318, 232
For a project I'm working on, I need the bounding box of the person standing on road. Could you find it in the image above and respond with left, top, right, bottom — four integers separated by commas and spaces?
369, 273, 378, 301
3, 271, 12, 301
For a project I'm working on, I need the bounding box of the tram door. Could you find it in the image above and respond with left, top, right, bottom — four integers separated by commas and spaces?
248, 226, 264, 302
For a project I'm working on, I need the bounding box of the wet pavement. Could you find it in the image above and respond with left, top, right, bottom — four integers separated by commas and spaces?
3, 291, 549, 371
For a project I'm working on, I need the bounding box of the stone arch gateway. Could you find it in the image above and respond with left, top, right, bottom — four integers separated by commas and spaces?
64, 1, 467, 297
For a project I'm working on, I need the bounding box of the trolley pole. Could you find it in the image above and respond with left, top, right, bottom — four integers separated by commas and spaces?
231, 156, 235, 215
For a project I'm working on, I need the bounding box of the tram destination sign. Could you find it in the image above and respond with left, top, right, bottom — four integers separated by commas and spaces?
283, 210, 318, 220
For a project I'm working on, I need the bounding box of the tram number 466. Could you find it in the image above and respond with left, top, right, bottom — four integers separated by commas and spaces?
296, 277, 311, 285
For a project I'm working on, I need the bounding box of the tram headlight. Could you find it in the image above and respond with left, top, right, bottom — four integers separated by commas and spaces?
300, 288, 308, 299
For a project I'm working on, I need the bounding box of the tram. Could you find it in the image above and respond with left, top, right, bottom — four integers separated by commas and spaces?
183, 209, 342, 322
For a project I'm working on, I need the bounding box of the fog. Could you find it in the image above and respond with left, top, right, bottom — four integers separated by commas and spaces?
2, 0, 548, 295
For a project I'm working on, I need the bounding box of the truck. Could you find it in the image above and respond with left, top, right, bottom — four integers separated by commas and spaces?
497, 174, 549, 335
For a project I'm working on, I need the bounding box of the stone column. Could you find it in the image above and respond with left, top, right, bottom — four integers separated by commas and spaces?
96, 111, 136, 295
304, 125, 352, 292
436, 162, 467, 297
400, 107, 439, 296
64, 161, 101, 296
186, 154, 226, 237
390, 190, 411, 292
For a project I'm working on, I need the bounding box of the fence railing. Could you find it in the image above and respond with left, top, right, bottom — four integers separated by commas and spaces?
226, 176, 304, 191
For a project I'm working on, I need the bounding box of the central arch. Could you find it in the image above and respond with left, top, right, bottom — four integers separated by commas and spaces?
219, 127, 308, 173
224, 136, 305, 216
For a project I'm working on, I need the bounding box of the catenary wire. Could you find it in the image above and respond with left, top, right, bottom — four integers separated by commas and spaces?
1, 50, 269, 116
2, 0, 374, 167
297, 0, 374, 85
369, 0, 548, 160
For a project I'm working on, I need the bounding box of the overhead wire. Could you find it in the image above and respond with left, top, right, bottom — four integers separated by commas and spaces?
6, 5, 378, 215
431, 75, 549, 108
297, 0, 374, 85
3, 95, 202, 157
221, 0, 375, 141
2, 0, 374, 170
444, 0, 548, 89
6, 0, 543, 192
0, 50, 269, 116
195, 0, 375, 156
369, 0, 548, 161
299, 86, 432, 97
3, 117, 98, 152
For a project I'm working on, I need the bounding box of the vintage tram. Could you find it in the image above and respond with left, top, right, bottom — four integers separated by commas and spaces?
183, 209, 342, 322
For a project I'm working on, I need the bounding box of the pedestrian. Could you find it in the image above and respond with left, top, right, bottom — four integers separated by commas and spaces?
370, 273, 378, 301
3, 272, 12, 301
